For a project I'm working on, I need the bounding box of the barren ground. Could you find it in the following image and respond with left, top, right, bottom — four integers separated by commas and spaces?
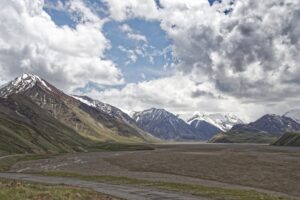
9, 143, 300, 197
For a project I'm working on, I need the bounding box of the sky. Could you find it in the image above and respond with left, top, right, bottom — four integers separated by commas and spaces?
0, 0, 300, 122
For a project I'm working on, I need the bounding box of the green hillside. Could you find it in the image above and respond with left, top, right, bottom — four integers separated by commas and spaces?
209, 132, 278, 144
0, 95, 93, 154
273, 132, 300, 146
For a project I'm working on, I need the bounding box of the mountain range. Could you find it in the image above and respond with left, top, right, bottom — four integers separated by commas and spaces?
210, 114, 300, 144
0, 73, 299, 152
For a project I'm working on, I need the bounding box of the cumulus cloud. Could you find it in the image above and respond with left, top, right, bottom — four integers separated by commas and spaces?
101, 0, 300, 120
157, 0, 300, 101
0, 0, 124, 91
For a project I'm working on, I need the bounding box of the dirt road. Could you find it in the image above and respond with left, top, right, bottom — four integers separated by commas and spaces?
0, 173, 206, 200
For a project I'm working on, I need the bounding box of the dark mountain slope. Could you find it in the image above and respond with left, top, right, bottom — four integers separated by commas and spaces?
188, 120, 222, 140
133, 108, 205, 140
230, 114, 300, 135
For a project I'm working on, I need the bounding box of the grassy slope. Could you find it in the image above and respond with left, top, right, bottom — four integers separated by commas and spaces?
26, 86, 154, 143
273, 132, 300, 146
210, 132, 278, 144
0, 95, 93, 154
0, 178, 117, 200
68, 103, 149, 143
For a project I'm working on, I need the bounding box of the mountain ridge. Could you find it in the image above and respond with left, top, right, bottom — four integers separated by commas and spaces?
211, 114, 300, 143
0, 74, 154, 144
132, 108, 206, 141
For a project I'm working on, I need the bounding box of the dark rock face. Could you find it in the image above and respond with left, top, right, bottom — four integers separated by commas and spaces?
132, 108, 205, 141
189, 120, 222, 140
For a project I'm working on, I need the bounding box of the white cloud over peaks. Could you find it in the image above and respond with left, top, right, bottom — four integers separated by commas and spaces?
0, 0, 124, 91
81, 73, 258, 121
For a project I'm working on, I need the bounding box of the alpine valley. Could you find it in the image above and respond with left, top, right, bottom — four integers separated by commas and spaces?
0, 74, 300, 155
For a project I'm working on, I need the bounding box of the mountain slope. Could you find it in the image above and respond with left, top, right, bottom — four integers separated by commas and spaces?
211, 114, 300, 144
230, 114, 300, 135
133, 108, 205, 140
73, 96, 137, 126
188, 120, 222, 140
0, 94, 92, 154
0, 74, 152, 143
209, 132, 278, 144
73, 96, 157, 141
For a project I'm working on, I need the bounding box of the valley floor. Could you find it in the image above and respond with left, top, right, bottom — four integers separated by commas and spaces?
3, 143, 300, 200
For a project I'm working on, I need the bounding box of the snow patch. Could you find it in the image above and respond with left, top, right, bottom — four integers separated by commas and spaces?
188, 112, 244, 131
0, 73, 52, 97
72, 96, 96, 108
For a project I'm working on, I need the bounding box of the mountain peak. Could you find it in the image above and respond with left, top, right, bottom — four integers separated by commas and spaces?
284, 109, 300, 123
132, 108, 205, 140
187, 112, 243, 132
0, 73, 52, 97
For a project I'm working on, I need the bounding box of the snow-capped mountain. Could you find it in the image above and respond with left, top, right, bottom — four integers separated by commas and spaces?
0, 74, 154, 143
284, 109, 300, 123
187, 112, 244, 132
0, 73, 53, 97
132, 108, 206, 141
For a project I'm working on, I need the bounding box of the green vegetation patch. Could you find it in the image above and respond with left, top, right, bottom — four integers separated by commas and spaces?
0, 154, 52, 172
87, 142, 155, 151
40, 172, 295, 200
273, 132, 300, 146
0, 178, 114, 200
210, 132, 278, 144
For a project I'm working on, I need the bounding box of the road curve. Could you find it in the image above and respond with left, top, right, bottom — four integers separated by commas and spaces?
0, 173, 207, 200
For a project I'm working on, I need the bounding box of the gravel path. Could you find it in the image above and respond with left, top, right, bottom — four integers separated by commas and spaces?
0, 173, 207, 200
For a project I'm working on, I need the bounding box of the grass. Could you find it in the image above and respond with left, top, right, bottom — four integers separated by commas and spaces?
0, 154, 53, 172
87, 142, 155, 151
273, 132, 300, 146
38, 172, 295, 200
210, 132, 278, 144
0, 143, 154, 172
0, 178, 116, 200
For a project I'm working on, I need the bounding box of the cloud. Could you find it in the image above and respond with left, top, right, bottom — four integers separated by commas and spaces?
119, 24, 148, 42
102, 0, 300, 120
0, 0, 124, 91
79, 73, 252, 120
157, 0, 300, 101
103, 0, 159, 21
